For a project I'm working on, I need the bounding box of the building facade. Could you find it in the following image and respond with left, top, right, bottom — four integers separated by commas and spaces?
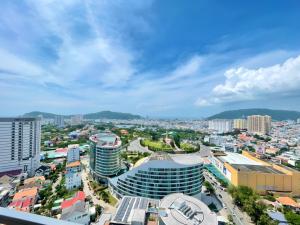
109, 153, 203, 199
54, 115, 65, 128
0, 118, 41, 176
89, 132, 122, 180
233, 119, 247, 130
65, 161, 81, 190
67, 144, 80, 163
247, 115, 272, 135
70, 115, 83, 126
208, 119, 233, 133
210, 151, 300, 196
65, 172, 82, 190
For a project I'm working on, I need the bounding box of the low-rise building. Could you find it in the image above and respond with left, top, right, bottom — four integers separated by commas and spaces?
106, 194, 218, 225
8, 187, 38, 212
276, 197, 300, 212
35, 165, 51, 176
60, 191, 90, 225
23, 176, 45, 189
210, 151, 300, 196
0, 187, 10, 207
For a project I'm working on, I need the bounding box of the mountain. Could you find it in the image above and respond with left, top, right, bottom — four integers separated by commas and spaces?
84, 111, 142, 120
207, 108, 300, 121
23, 110, 142, 120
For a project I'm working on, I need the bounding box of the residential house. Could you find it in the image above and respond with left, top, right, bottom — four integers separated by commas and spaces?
60, 191, 90, 225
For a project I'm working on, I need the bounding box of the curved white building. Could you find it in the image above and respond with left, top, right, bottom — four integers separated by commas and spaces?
109, 153, 203, 199
89, 132, 122, 180
159, 193, 218, 225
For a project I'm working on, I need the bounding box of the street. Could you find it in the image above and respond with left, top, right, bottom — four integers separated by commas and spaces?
127, 138, 151, 153
204, 173, 253, 225
81, 158, 117, 214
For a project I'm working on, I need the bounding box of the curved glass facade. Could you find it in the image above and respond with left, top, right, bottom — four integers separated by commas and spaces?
89, 133, 122, 179
109, 155, 203, 199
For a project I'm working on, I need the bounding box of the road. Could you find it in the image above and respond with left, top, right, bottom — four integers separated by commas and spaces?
81, 159, 117, 214
51, 173, 62, 193
204, 173, 253, 225
127, 138, 151, 153
199, 144, 212, 157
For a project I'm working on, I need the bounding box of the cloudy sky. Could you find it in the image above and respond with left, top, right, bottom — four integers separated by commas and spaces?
1, 0, 300, 118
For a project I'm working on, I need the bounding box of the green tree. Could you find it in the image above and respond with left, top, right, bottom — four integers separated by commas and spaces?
203, 181, 215, 193
285, 210, 300, 225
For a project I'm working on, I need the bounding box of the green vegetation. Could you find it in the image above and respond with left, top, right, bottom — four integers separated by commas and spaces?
121, 151, 151, 165
284, 209, 300, 225
203, 181, 215, 193
228, 185, 277, 225
180, 142, 199, 153
140, 139, 173, 152
208, 203, 218, 212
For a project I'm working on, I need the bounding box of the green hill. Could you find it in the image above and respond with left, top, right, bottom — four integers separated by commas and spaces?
207, 108, 300, 121
23, 110, 142, 120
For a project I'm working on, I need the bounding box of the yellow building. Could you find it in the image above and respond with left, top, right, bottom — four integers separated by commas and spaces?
233, 119, 247, 130
212, 151, 300, 196
247, 115, 271, 135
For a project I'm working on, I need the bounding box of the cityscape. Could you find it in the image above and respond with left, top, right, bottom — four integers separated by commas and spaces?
1, 1, 300, 225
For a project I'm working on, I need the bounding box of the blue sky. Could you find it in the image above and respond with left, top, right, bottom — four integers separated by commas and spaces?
1, 0, 300, 118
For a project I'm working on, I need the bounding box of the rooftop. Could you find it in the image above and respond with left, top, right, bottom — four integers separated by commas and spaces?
66, 161, 81, 168
218, 152, 262, 165
277, 197, 300, 207
159, 193, 218, 225
13, 187, 38, 201
112, 196, 159, 224
24, 176, 45, 185
61, 191, 85, 209
89, 132, 121, 148
230, 164, 284, 174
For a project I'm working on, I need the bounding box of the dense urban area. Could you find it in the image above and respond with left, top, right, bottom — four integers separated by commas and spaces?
1, 113, 300, 225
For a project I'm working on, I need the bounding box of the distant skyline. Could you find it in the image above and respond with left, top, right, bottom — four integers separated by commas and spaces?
1, 0, 300, 118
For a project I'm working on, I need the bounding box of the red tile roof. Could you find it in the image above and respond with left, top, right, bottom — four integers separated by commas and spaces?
66, 161, 81, 168
61, 191, 85, 209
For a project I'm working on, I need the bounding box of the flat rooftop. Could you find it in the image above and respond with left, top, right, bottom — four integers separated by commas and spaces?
147, 152, 203, 166
230, 164, 284, 174
218, 152, 262, 165
159, 193, 218, 225
89, 132, 121, 148
112, 196, 159, 224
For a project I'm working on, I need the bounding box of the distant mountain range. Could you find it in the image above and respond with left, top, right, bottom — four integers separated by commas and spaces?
207, 108, 300, 121
23, 111, 142, 120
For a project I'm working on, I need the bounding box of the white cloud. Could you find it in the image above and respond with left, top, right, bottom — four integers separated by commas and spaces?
195, 55, 300, 106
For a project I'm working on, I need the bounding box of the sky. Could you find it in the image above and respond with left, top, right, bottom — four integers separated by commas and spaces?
1, 0, 300, 118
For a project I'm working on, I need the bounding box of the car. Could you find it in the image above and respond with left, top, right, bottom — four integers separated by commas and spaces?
218, 194, 222, 198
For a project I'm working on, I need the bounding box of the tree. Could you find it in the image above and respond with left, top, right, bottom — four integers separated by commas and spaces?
173, 134, 180, 147
203, 181, 215, 194
285, 210, 300, 225
95, 204, 102, 217
257, 214, 277, 225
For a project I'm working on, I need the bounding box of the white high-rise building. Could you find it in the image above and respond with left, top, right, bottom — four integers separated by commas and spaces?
208, 119, 233, 134
247, 115, 272, 135
297, 118, 300, 124
54, 115, 65, 128
233, 119, 247, 130
67, 144, 80, 163
70, 114, 83, 126
0, 118, 41, 176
